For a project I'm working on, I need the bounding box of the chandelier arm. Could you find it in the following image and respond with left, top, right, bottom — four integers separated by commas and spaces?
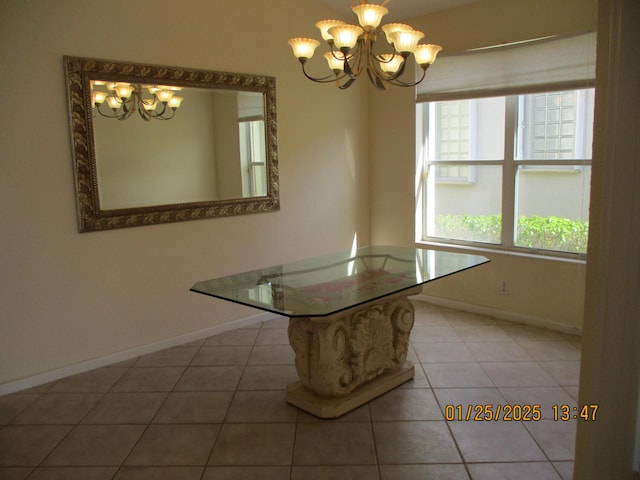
115, 97, 136, 120
94, 102, 133, 120
338, 76, 357, 89
365, 41, 392, 90
138, 108, 151, 121
301, 61, 345, 83
384, 64, 429, 87
366, 66, 386, 90
153, 101, 169, 117
139, 97, 178, 120
367, 46, 410, 83
94, 103, 118, 119
342, 40, 366, 80
154, 105, 177, 120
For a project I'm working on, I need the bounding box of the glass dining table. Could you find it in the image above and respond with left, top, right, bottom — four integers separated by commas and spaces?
191, 245, 489, 418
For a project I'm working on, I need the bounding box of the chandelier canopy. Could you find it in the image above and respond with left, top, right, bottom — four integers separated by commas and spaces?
90, 81, 184, 121
288, 0, 442, 90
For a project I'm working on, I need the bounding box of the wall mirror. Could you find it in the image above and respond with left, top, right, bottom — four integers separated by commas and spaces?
64, 56, 279, 232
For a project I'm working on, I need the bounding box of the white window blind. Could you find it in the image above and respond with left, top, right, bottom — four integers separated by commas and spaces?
417, 31, 597, 102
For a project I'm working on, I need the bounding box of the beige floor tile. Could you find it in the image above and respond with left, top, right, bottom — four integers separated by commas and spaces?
237, 366, 298, 391
134, 347, 199, 367
379, 464, 469, 480
43, 425, 145, 466
449, 421, 546, 462
465, 341, 533, 362
0, 467, 34, 479
203, 466, 290, 479
563, 385, 580, 401
0, 394, 41, 425
114, 467, 203, 479
453, 325, 511, 342
414, 315, 450, 328
293, 422, 376, 465
413, 309, 450, 327
291, 465, 380, 480
424, 363, 494, 388
153, 392, 233, 423
480, 362, 558, 387
369, 388, 443, 421
248, 345, 295, 365
524, 419, 577, 461
27, 467, 118, 479
81, 392, 166, 424
11, 393, 102, 425
209, 423, 295, 466
261, 317, 290, 329
539, 361, 581, 386
126, 424, 220, 466
0, 425, 72, 466
48, 368, 127, 393
191, 346, 252, 366
411, 326, 462, 343
402, 363, 430, 389
255, 328, 290, 345
373, 421, 461, 464
553, 461, 575, 480
413, 342, 476, 363
225, 391, 298, 423
518, 341, 581, 361
467, 462, 562, 479
111, 367, 185, 392
173, 366, 243, 391
205, 329, 258, 346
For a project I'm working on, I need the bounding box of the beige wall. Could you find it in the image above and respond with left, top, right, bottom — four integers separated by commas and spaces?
0, 0, 600, 388
0, 0, 370, 386
369, 0, 597, 331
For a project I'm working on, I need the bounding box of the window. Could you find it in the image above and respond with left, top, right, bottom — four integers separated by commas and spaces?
239, 119, 267, 197
416, 87, 594, 256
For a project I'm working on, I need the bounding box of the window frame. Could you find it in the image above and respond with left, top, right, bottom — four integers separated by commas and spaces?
416, 87, 593, 261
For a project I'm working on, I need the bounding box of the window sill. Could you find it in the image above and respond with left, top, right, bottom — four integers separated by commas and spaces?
416, 239, 587, 264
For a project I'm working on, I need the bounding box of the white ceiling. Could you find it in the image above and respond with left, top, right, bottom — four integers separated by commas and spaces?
320, 0, 483, 21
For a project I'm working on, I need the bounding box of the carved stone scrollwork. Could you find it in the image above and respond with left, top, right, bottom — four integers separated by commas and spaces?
288, 295, 415, 398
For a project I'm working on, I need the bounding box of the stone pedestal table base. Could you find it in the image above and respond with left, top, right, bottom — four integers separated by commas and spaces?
286, 287, 420, 418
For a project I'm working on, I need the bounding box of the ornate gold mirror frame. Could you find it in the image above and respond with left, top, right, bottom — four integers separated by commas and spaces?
64, 56, 279, 232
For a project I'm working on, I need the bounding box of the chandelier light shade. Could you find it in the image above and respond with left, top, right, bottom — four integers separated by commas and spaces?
287, 0, 442, 90
90, 81, 184, 121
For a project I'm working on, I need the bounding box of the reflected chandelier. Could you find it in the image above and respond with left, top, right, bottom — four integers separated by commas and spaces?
90, 81, 184, 121
288, 0, 442, 90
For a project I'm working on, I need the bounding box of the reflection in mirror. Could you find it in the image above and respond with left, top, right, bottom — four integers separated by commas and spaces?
64, 57, 279, 232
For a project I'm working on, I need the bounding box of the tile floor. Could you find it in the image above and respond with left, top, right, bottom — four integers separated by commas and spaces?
0, 301, 581, 479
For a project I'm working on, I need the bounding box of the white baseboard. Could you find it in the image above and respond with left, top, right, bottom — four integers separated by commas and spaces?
412, 294, 582, 336
0, 311, 284, 397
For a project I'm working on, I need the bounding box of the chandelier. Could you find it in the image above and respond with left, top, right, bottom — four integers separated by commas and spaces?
288, 0, 442, 90
90, 81, 184, 121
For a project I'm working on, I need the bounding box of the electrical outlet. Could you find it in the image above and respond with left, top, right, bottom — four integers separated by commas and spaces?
500, 281, 509, 295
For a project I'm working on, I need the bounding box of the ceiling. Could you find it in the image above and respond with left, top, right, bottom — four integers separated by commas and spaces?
320, 0, 483, 21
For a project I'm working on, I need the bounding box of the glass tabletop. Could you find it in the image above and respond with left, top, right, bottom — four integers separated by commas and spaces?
190, 246, 489, 318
